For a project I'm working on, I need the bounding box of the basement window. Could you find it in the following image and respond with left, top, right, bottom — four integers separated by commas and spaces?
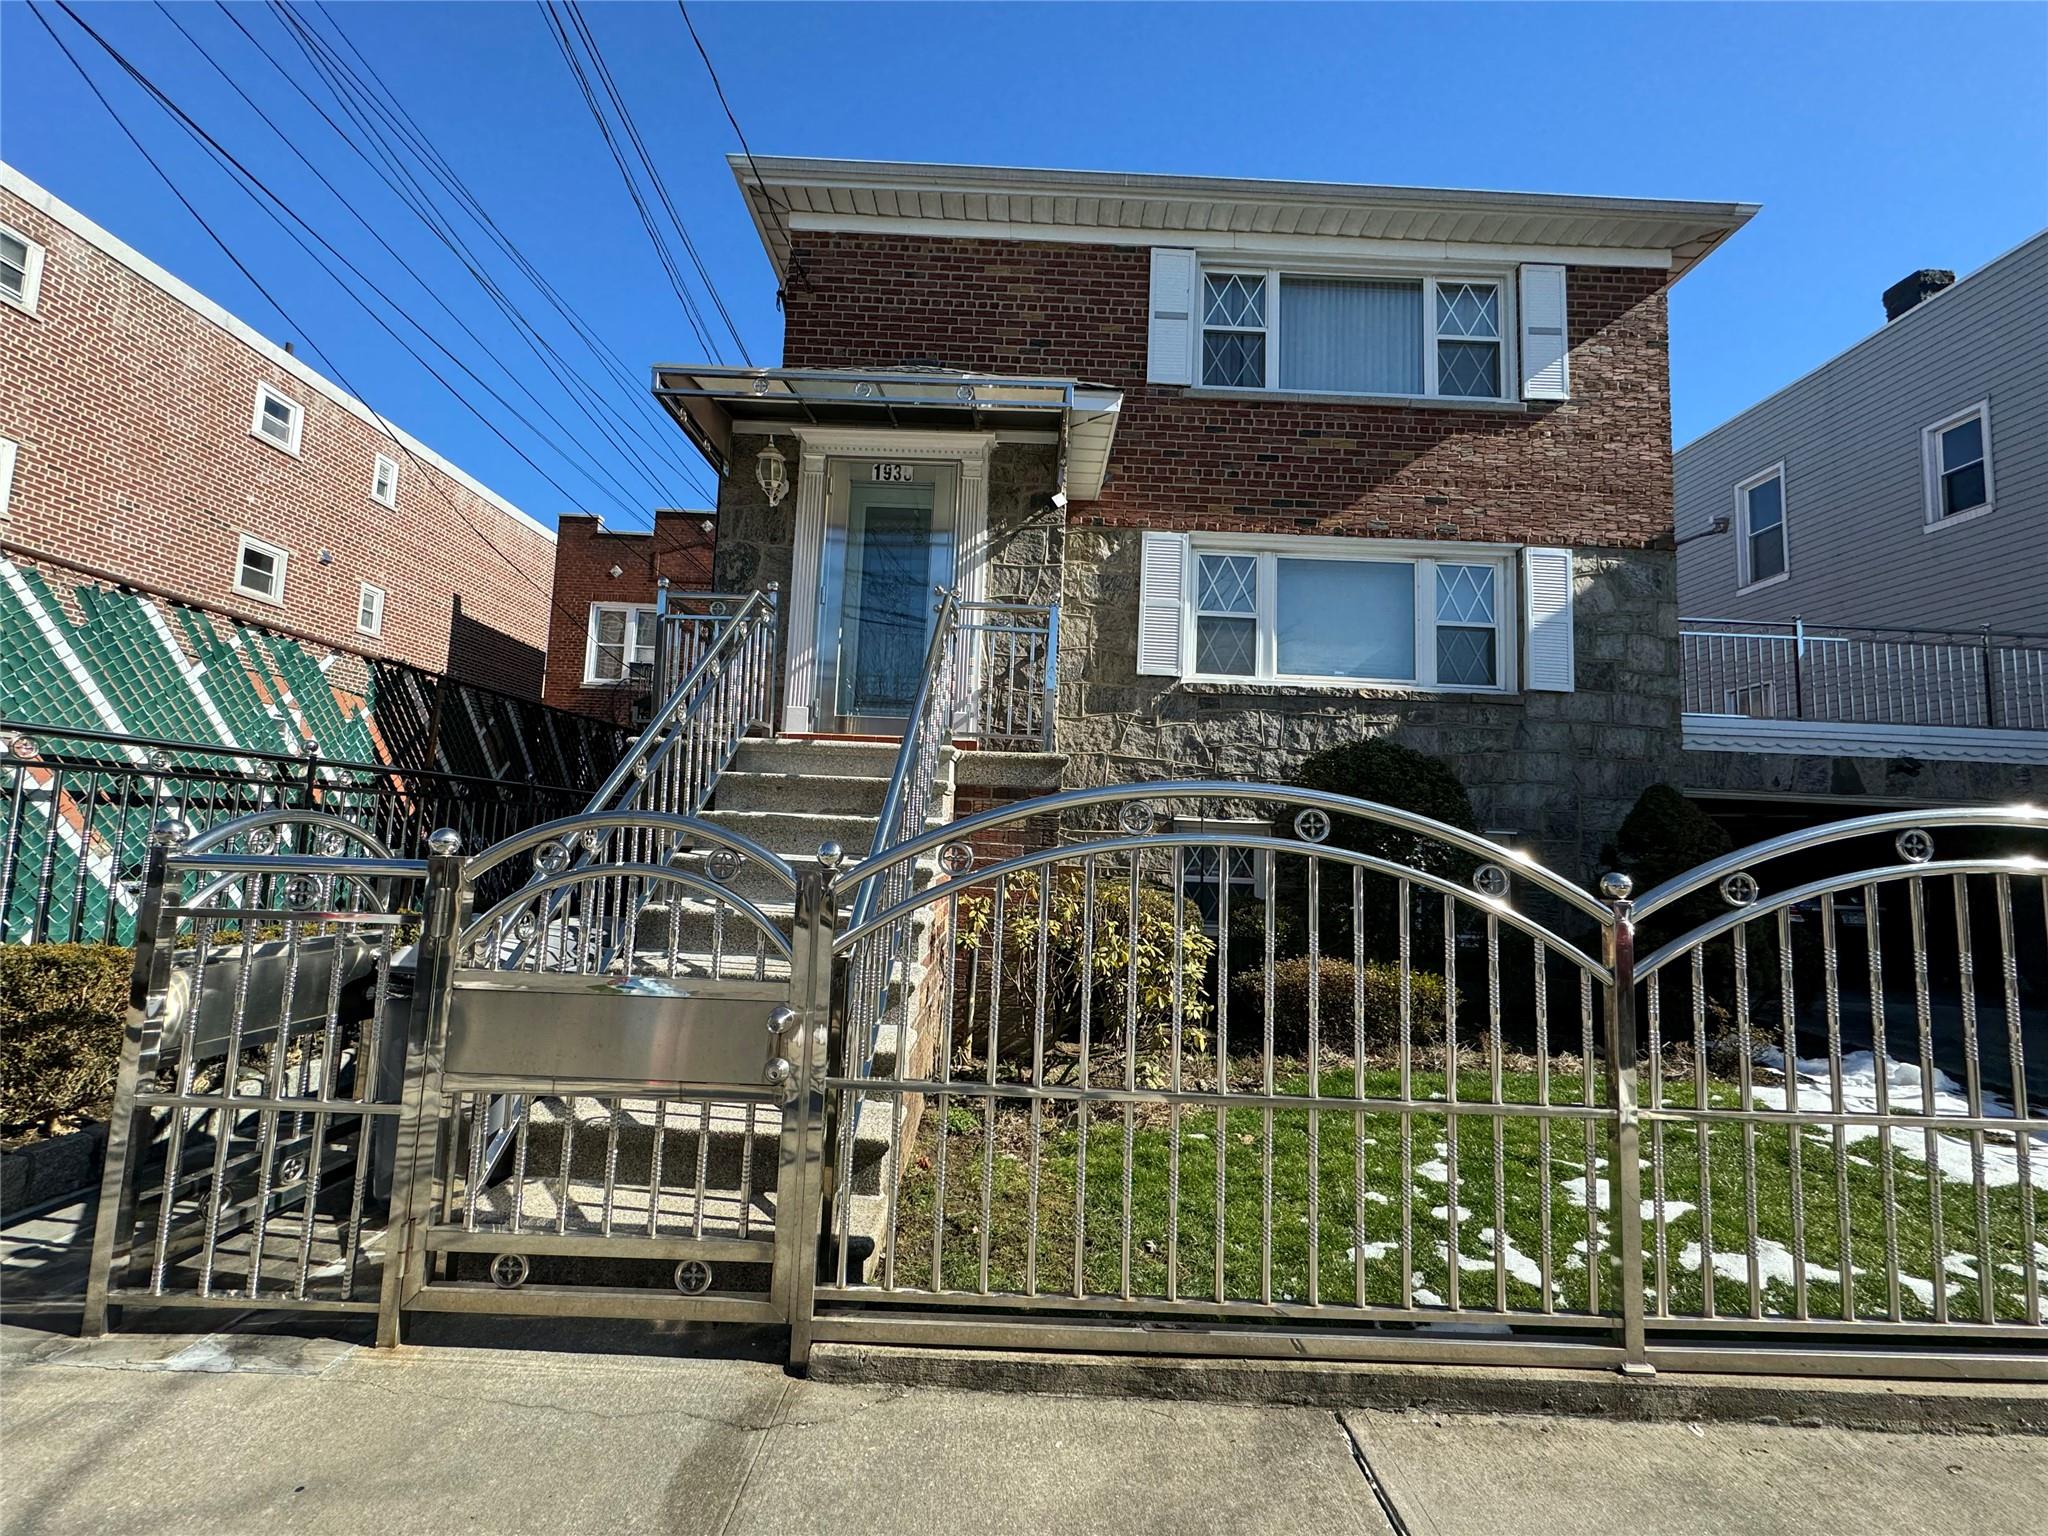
370, 453, 399, 508
234, 533, 289, 606
249, 383, 304, 455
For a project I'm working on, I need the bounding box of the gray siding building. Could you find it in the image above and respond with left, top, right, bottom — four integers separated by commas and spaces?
1676, 231, 2048, 636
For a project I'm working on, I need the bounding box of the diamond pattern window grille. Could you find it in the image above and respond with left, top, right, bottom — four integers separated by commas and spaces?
1435, 283, 1499, 339
1204, 273, 1266, 329
1202, 332, 1265, 389
1197, 554, 1257, 615
1435, 564, 1495, 626
1438, 626, 1497, 687
1437, 339, 1500, 399
1195, 616, 1257, 676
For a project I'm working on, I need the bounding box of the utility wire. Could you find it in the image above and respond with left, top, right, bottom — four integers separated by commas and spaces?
31, 0, 570, 633
196, 1, 702, 514
156, 2, 679, 526
290, 0, 713, 495
52, 0, 660, 537
564, 0, 750, 363
676, 0, 807, 306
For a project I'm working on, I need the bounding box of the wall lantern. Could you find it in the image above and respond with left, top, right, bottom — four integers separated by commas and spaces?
755, 439, 789, 508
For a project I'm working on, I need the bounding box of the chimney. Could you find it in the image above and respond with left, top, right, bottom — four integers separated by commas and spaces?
1882, 269, 1954, 322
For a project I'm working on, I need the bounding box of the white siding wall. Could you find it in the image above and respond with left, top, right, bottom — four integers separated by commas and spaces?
1674, 231, 2048, 634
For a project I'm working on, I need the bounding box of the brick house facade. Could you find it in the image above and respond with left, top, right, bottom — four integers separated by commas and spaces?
655, 159, 1755, 874
543, 507, 719, 721
0, 164, 555, 697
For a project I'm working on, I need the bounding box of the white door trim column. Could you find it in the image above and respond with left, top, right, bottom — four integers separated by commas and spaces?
782, 426, 995, 733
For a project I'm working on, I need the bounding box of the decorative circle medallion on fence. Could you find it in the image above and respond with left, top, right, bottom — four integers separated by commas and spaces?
707, 848, 743, 884
938, 841, 975, 875
246, 827, 277, 855
1719, 871, 1760, 908
1118, 800, 1155, 835
489, 1253, 529, 1290
1472, 863, 1511, 899
283, 875, 322, 912
1293, 808, 1332, 844
674, 1259, 713, 1295
536, 841, 571, 877
1896, 828, 1936, 864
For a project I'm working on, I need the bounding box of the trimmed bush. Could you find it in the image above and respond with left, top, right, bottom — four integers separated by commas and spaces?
956, 867, 1214, 1059
1228, 956, 1454, 1055
1603, 783, 1731, 892
1, 944, 131, 1136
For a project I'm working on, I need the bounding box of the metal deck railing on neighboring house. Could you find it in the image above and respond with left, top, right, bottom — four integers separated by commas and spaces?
1680, 618, 2048, 732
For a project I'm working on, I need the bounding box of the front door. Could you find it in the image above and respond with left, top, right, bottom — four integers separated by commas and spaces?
816, 461, 956, 733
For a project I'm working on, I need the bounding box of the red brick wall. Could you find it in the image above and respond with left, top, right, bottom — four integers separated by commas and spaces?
781, 233, 1674, 548
542, 509, 719, 716
0, 186, 556, 694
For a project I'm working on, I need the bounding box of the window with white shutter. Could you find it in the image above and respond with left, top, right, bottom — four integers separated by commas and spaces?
1522, 547, 1575, 692
1136, 531, 1189, 675
1147, 248, 1197, 386
1517, 265, 1569, 401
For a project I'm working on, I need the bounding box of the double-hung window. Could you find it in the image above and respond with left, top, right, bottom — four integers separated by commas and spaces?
1188, 543, 1511, 690
584, 602, 656, 685
233, 533, 289, 605
1200, 267, 1508, 400
1736, 466, 1787, 589
371, 453, 399, 508
0, 224, 44, 314
1173, 818, 1271, 933
250, 383, 303, 455
1923, 403, 1992, 526
357, 582, 386, 637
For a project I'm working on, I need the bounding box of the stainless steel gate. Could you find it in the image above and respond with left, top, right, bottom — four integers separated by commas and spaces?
380, 812, 832, 1341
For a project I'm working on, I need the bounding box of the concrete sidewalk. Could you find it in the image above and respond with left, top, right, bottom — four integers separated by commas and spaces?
5, 1203, 2044, 1535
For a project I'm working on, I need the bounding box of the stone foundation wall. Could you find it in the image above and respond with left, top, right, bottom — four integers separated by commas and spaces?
1053, 531, 1684, 879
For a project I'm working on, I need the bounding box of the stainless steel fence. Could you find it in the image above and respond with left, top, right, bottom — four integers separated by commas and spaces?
80, 791, 2048, 1380
1680, 617, 2048, 731
956, 600, 1058, 751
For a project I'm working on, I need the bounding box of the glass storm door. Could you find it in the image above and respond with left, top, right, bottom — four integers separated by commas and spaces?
816, 461, 956, 733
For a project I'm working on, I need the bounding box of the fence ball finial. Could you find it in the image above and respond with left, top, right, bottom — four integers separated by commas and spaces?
816, 841, 844, 871
428, 827, 463, 856
151, 816, 193, 848
1599, 871, 1633, 902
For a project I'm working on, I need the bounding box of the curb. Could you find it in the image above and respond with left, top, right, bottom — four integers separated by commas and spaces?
807, 1344, 2048, 1436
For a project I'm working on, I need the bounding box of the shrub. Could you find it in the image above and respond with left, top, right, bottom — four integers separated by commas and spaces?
1, 944, 131, 1136
1602, 783, 1733, 938
955, 867, 1213, 1058
1227, 956, 1454, 1055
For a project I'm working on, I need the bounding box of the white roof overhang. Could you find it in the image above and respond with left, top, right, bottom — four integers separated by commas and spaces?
729, 157, 1758, 284
652, 366, 1124, 501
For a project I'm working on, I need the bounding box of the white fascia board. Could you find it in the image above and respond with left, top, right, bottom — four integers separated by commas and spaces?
782, 210, 1676, 271
1682, 713, 2048, 765
0, 162, 554, 543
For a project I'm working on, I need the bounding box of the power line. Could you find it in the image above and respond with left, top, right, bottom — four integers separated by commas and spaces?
155, 1, 682, 525
52, 0, 661, 537
195, 0, 703, 514
30, 0, 573, 640
676, 0, 807, 307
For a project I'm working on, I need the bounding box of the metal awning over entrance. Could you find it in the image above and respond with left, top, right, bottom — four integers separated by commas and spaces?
652, 366, 1124, 501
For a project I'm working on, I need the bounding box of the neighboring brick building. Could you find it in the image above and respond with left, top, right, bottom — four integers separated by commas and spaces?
543, 507, 719, 721
654, 158, 1756, 872
0, 162, 555, 697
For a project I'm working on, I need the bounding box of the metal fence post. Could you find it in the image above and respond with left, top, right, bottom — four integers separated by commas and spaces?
1791, 617, 1806, 720
782, 845, 841, 1371
375, 827, 466, 1348
1600, 871, 1653, 1377
1040, 604, 1061, 750
81, 816, 187, 1337
1980, 625, 1998, 729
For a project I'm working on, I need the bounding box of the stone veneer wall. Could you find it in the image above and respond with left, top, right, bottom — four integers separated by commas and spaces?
1054, 532, 1683, 879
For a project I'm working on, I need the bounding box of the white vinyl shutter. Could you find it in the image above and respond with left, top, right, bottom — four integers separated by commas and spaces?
1523, 548, 1575, 692
1147, 248, 1197, 386
1136, 531, 1189, 677
1517, 264, 1570, 401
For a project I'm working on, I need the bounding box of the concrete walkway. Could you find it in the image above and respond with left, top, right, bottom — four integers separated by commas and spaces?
5, 1202, 2044, 1535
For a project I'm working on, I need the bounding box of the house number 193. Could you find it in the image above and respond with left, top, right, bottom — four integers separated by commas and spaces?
869, 463, 917, 483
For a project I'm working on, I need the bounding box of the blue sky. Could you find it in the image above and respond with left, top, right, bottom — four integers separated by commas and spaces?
4, 1, 2044, 532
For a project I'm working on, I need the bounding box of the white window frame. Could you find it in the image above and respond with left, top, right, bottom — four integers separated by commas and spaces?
1172, 816, 1271, 935
1194, 261, 1516, 404
0, 436, 16, 523
1181, 534, 1516, 693
249, 383, 304, 456
1921, 400, 1994, 532
233, 533, 289, 606
582, 601, 657, 686
1734, 463, 1788, 593
356, 582, 386, 637
370, 452, 400, 508
0, 223, 45, 315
